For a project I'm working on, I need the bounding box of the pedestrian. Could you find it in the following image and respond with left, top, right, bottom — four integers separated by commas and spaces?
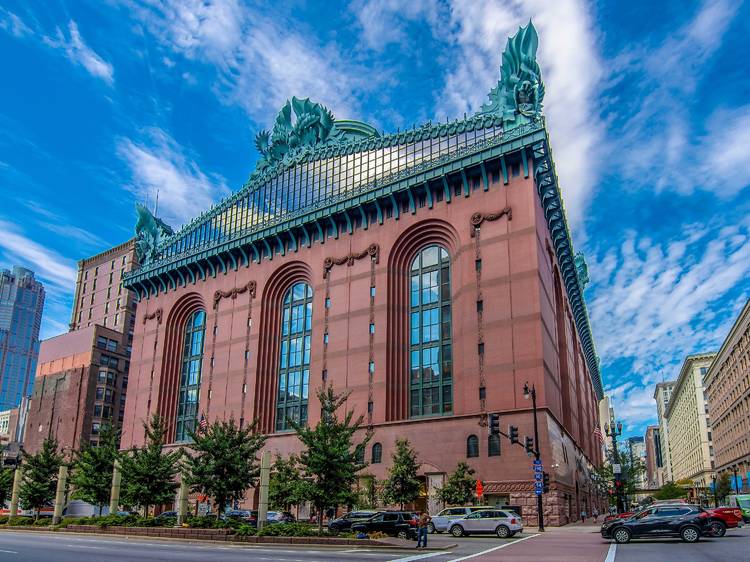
580, 509, 587, 523
416, 511, 431, 549
592, 507, 599, 521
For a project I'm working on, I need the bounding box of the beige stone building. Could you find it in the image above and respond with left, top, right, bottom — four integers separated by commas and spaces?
664, 353, 716, 488
705, 299, 750, 489
654, 381, 676, 482
598, 395, 614, 456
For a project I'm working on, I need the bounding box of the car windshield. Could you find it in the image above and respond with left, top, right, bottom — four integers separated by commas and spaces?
737, 498, 750, 509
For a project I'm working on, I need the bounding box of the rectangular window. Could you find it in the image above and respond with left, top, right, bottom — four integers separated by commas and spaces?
370, 286, 376, 298
369, 323, 375, 334
478, 342, 484, 355
479, 386, 486, 400
477, 300, 483, 313
475, 259, 482, 271
325, 297, 331, 309
369, 361, 375, 374
322, 369, 327, 381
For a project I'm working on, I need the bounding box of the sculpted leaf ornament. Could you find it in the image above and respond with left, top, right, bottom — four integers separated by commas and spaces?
480, 21, 545, 128
134, 203, 174, 264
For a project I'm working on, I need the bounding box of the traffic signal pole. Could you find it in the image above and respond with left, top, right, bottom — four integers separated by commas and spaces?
529, 385, 545, 532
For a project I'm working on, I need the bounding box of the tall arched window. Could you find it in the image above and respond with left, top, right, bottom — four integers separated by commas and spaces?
276, 282, 312, 432
176, 309, 206, 442
467, 435, 479, 458
409, 245, 452, 417
372, 442, 383, 464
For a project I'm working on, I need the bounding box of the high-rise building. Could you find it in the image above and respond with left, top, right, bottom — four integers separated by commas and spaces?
654, 381, 676, 481
0, 266, 45, 410
704, 299, 750, 493
627, 436, 647, 488
121, 23, 605, 526
645, 425, 664, 487
23, 241, 138, 454
598, 395, 614, 457
664, 353, 716, 489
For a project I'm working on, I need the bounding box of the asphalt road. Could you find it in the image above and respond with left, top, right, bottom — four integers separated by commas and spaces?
610, 526, 750, 562
0, 530, 527, 562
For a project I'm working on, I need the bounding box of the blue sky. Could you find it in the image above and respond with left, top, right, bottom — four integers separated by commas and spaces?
1, 1, 749, 437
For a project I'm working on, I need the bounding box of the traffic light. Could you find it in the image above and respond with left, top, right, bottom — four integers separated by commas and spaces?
509, 425, 519, 444
489, 413, 500, 436
542, 472, 550, 493
524, 436, 534, 456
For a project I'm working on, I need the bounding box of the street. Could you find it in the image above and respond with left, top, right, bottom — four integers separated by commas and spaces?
2, 525, 748, 561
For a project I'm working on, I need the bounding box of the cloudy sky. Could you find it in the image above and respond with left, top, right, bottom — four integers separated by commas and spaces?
1, 0, 749, 438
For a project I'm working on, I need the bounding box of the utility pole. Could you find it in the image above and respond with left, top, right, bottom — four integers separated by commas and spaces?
524, 382, 545, 532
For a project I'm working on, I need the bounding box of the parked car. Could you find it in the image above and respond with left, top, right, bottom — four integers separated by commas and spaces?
601, 504, 710, 543
704, 506, 744, 537
155, 510, 177, 519
225, 509, 257, 524
350, 511, 418, 540
267, 511, 295, 524
328, 510, 378, 532
447, 509, 523, 538
603, 511, 634, 523
429, 506, 493, 533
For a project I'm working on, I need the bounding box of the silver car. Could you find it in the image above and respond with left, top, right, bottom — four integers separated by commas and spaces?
429, 506, 492, 533
448, 509, 523, 538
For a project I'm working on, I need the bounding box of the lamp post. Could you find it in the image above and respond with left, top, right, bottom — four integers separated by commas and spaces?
523, 382, 544, 532
711, 475, 718, 508
732, 466, 740, 495
605, 420, 625, 514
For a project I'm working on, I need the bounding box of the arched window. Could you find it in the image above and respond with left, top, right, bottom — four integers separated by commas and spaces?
175, 310, 206, 442
372, 442, 383, 464
488, 434, 501, 457
467, 435, 479, 458
409, 245, 452, 417
276, 282, 312, 432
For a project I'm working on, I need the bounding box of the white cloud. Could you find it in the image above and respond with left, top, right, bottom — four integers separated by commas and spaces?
350, 0, 441, 50
118, 128, 229, 228
0, 219, 77, 289
434, 0, 604, 228
45, 21, 114, 84
0, 8, 32, 37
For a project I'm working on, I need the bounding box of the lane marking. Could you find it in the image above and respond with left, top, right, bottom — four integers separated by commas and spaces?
445, 533, 540, 562
0, 549, 19, 554
605, 543, 616, 562
389, 551, 444, 562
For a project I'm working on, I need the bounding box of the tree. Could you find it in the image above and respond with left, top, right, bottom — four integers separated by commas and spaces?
437, 462, 475, 506
0, 460, 14, 508
268, 453, 311, 512
653, 481, 688, 501
355, 474, 379, 509
715, 472, 733, 502
594, 447, 647, 507
184, 417, 266, 515
382, 438, 421, 509
120, 414, 181, 514
70, 425, 120, 515
291, 385, 372, 533
19, 437, 64, 518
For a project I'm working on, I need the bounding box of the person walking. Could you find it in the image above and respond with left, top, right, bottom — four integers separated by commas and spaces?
592, 507, 599, 522
580, 509, 587, 523
416, 512, 431, 549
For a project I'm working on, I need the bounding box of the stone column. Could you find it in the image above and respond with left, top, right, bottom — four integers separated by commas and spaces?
176, 470, 189, 526
109, 459, 122, 514
10, 467, 23, 517
257, 451, 270, 530
53, 465, 69, 524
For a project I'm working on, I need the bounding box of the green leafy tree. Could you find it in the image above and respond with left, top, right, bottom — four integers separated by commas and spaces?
121, 414, 181, 514
291, 385, 372, 533
184, 417, 266, 514
653, 481, 688, 500
355, 474, 379, 509
0, 449, 14, 507
715, 472, 733, 502
70, 425, 120, 515
594, 448, 647, 506
382, 438, 421, 509
269, 453, 311, 512
19, 437, 64, 518
437, 462, 476, 506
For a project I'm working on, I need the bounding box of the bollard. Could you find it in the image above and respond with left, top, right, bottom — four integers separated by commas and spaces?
257, 451, 270, 530
10, 467, 22, 517
53, 465, 68, 525
109, 459, 122, 514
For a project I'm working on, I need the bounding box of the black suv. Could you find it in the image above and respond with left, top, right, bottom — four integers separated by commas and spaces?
601, 504, 710, 543
328, 510, 378, 532
350, 511, 418, 540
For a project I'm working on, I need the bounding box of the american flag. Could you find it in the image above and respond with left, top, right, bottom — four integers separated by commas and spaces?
198, 413, 208, 433
593, 426, 604, 444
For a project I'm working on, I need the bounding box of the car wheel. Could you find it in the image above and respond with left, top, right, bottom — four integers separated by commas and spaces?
450, 524, 465, 537
427, 522, 436, 534
680, 525, 700, 543
397, 530, 408, 540
495, 525, 511, 538
709, 520, 726, 537
613, 527, 631, 544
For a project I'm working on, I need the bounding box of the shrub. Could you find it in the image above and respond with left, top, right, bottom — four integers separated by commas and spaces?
235, 524, 257, 537
0, 516, 8, 525
185, 515, 215, 528
257, 522, 321, 537
7, 516, 34, 526
34, 518, 52, 526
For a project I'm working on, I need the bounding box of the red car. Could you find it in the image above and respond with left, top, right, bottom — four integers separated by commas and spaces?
603, 511, 633, 523
704, 507, 744, 537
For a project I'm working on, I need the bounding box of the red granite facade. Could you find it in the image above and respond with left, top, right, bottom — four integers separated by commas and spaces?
122, 158, 603, 525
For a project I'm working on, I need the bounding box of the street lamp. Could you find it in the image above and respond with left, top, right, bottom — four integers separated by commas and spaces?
523, 382, 545, 532
732, 466, 741, 495
711, 475, 718, 508
605, 420, 626, 514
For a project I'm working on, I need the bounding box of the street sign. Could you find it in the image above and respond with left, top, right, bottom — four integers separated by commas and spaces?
613, 464, 622, 474
534, 481, 543, 496
533, 464, 543, 473
533, 459, 542, 465
535, 472, 543, 481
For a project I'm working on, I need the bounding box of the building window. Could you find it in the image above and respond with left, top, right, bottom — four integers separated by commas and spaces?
369, 361, 375, 374
370, 286, 376, 298
409, 245, 453, 417
276, 282, 312, 432
175, 310, 206, 442
467, 435, 479, 458
369, 323, 375, 334
488, 434, 501, 456
372, 442, 383, 464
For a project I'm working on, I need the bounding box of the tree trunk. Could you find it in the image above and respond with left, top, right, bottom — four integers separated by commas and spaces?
317, 503, 323, 534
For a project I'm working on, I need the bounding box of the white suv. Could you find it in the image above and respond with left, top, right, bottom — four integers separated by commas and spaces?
429, 506, 493, 533
448, 509, 523, 538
